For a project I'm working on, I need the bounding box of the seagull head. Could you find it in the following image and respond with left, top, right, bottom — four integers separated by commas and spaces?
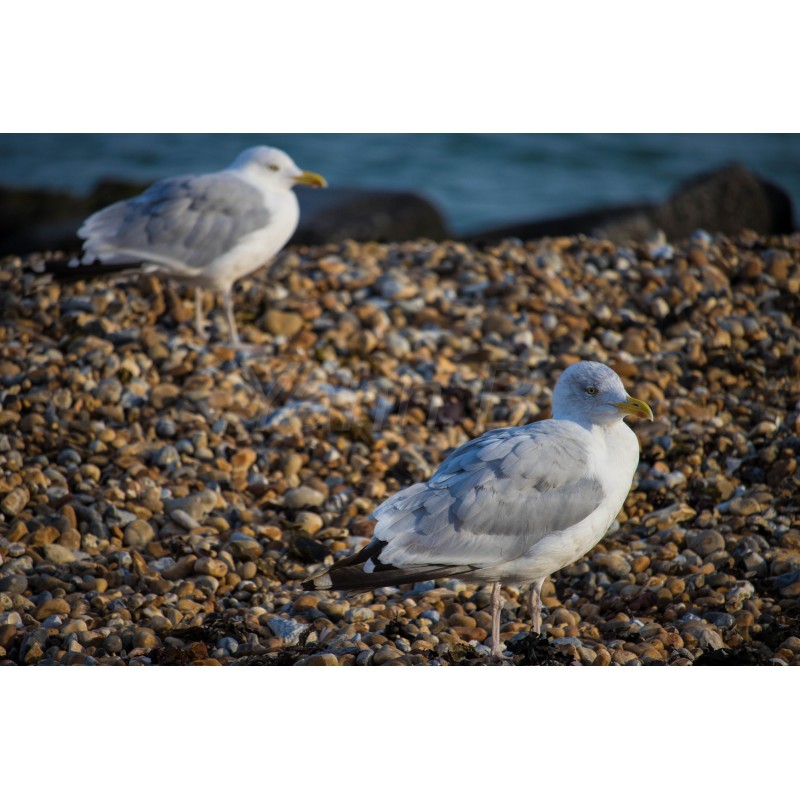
230, 146, 327, 190
551, 361, 653, 427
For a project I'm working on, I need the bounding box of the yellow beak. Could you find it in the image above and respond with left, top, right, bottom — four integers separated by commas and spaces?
614, 395, 654, 421
294, 170, 327, 188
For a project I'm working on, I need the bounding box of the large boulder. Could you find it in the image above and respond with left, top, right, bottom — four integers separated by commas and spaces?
293, 188, 450, 245
0, 179, 149, 256
468, 162, 796, 244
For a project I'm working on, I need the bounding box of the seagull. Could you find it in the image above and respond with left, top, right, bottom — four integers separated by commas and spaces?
303, 361, 654, 660
45, 146, 326, 345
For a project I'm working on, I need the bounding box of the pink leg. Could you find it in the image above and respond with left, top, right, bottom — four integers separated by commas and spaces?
528, 577, 545, 634
490, 582, 505, 659
194, 287, 208, 340
222, 288, 241, 346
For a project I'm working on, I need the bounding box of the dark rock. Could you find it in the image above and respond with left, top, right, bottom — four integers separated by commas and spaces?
468, 162, 795, 244
650, 162, 794, 241
293, 188, 449, 244
0, 179, 148, 256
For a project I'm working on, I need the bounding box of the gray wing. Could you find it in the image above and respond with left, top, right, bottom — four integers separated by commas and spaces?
372, 420, 604, 569
79, 172, 270, 268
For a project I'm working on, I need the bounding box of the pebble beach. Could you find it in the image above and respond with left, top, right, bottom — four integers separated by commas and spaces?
1, 230, 799, 666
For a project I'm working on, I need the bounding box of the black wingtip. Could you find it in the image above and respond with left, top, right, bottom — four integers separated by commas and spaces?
42, 257, 144, 282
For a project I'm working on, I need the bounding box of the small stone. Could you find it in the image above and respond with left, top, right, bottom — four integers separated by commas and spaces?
194, 557, 228, 578
42, 543, 78, 564
727, 496, 763, 516
231, 449, 257, 472
264, 310, 304, 337
764, 249, 792, 281
373, 645, 405, 665
643, 503, 696, 528
169, 508, 201, 531
165, 490, 218, 523
267, 617, 307, 645
631, 556, 651, 574
216, 636, 239, 654
284, 487, 325, 509
318, 599, 349, 621
780, 637, 800, 655
295, 511, 323, 534
0, 624, 18, 649
697, 628, 726, 650
702, 612, 735, 630
132, 628, 161, 649
303, 653, 339, 666
593, 552, 631, 579
161, 555, 197, 580
35, 598, 71, 620
238, 561, 257, 580
686, 530, 726, 557
1, 486, 30, 516
155, 418, 177, 438
344, 607, 375, 623
124, 519, 155, 547
150, 445, 180, 467
0, 575, 28, 594
229, 532, 263, 559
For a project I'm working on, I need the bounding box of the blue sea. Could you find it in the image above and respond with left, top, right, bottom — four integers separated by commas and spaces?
1, 133, 798, 234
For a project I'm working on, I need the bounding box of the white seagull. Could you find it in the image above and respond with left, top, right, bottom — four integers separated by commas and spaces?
304, 361, 654, 660
48, 146, 326, 345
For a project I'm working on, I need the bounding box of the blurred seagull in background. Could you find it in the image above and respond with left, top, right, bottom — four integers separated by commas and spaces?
304, 361, 654, 660
45, 146, 326, 346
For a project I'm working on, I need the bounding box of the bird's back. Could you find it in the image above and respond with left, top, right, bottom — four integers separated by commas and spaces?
80, 172, 271, 270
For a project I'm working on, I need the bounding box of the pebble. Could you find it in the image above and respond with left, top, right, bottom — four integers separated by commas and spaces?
229, 532, 264, 559
284, 487, 326, 509
41, 543, 78, 564
0, 575, 28, 594
264, 309, 304, 337
685, 530, 726, 557
1, 232, 798, 666
267, 618, 307, 645
124, 520, 155, 548
1, 486, 29, 516
150, 445, 180, 467
593, 552, 631, 579
164, 490, 217, 524
302, 653, 339, 666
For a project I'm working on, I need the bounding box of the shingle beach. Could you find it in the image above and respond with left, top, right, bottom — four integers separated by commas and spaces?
1, 231, 799, 665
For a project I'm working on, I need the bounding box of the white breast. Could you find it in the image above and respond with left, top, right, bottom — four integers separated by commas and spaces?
475, 420, 640, 585
202, 184, 300, 291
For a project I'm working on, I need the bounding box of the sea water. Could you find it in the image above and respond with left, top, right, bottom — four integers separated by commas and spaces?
0, 133, 797, 235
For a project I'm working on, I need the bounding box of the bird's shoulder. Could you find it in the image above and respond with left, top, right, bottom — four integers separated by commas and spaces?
131, 171, 263, 214
430, 418, 595, 485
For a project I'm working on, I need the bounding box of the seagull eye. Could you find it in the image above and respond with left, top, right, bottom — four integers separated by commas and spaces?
268, 164, 280, 172
585, 386, 598, 395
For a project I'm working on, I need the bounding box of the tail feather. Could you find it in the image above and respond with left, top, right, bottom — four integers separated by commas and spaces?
302, 537, 477, 592
303, 562, 474, 593
43, 257, 145, 283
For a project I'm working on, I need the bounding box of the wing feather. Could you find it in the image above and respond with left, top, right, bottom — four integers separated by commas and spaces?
79, 173, 270, 269
372, 419, 605, 570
